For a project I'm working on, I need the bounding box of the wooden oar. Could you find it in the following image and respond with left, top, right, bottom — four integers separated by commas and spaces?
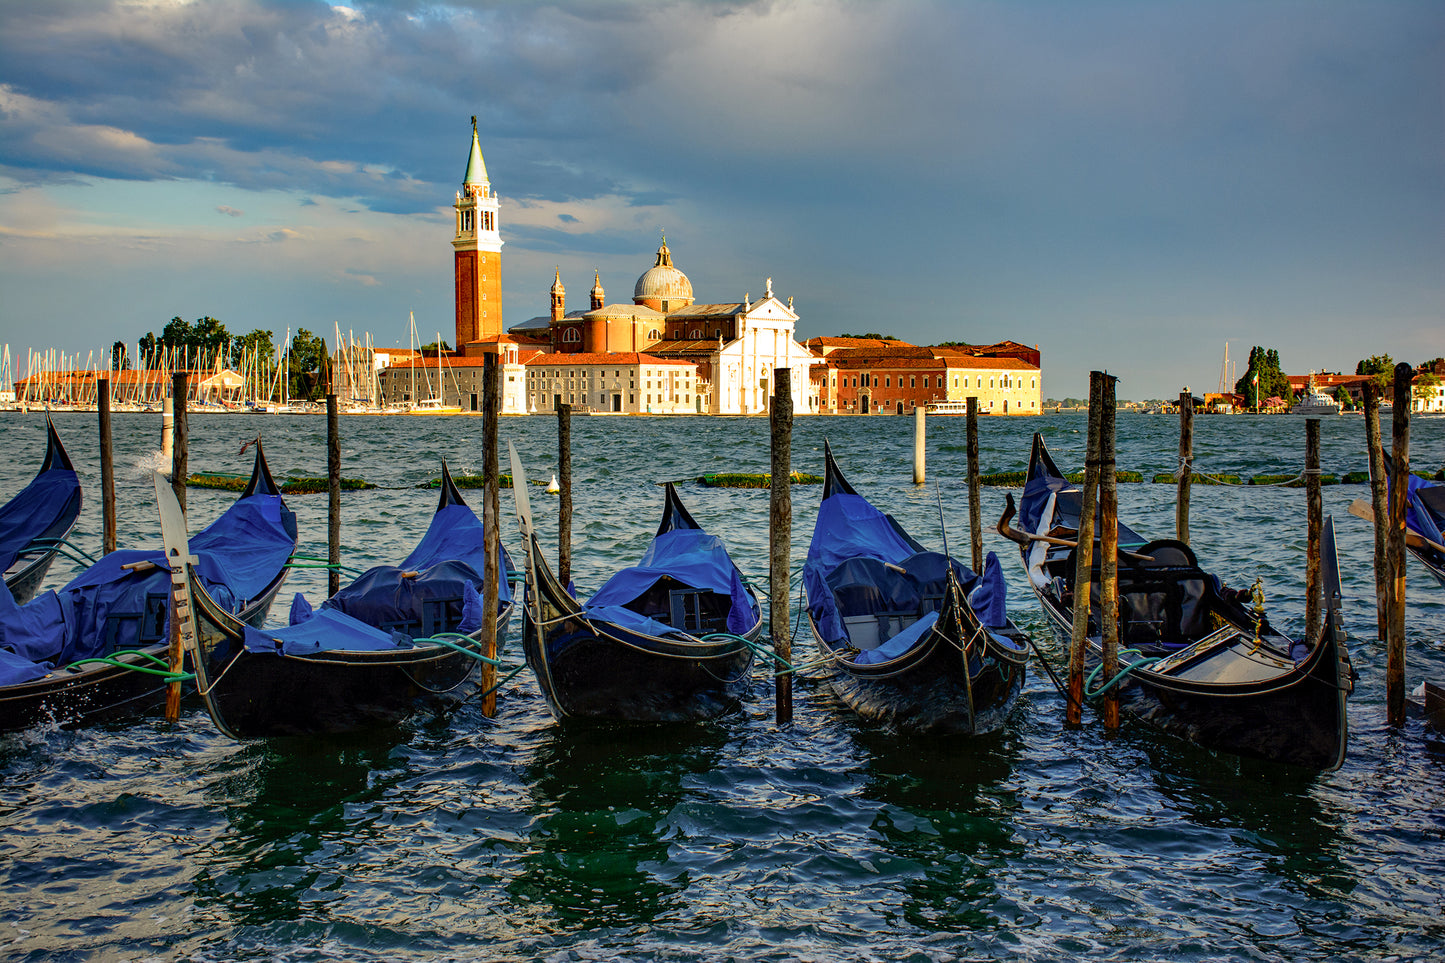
1349, 498, 1444, 554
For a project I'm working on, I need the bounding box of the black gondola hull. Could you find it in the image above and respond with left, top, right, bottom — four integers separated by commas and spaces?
186, 570, 511, 739
0, 588, 285, 732
1033, 582, 1349, 771
816, 624, 1026, 735
523, 604, 754, 723
805, 441, 1027, 735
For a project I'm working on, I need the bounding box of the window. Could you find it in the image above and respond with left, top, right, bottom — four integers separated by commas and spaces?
886, 376, 891, 388
647, 329, 661, 340
990, 378, 995, 388
691, 329, 702, 339
910, 376, 916, 388
562, 328, 580, 343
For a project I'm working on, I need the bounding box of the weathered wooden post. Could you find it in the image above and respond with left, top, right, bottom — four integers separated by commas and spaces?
1385, 362, 1411, 725
1098, 374, 1120, 730
161, 387, 174, 463
557, 403, 572, 587
481, 353, 501, 718
170, 372, 187, 511
966, 396, 983, 573
771, 368, 794, 724
1364, 382, 1388, 640
913, 403, 926, 485
1304, 418, 1323, 643
1176, 389, 1193, 545
165, 371, 188, 722
1067, 371, 1104, 726
327, 389, 342, 597
98, 376, 117, 554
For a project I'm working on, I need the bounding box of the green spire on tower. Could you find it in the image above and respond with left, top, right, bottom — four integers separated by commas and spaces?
463, 115, 488, 187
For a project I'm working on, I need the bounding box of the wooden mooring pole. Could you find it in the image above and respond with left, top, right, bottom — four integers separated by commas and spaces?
327, 389, 341, 597
98, 377, 117, 554
1385, 362, 1411, 725
481, 353, 501, 718
1067, 371, 1104, 726
1176, 389, 1193, 545
966, 396, 983, 573
771, 368, 794, 724
557, 403, 572, 587
1304, 418, 1323, 643
1363, 382, 1388, 640
165, 371, 188, 722
913, 404, 926, 485
1099, 374, 1120, 730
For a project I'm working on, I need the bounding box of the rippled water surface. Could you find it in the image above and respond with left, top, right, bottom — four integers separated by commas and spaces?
2, 411, 1442, 961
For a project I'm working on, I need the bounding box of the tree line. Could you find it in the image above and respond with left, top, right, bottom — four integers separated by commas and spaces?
113, 317, 332, 402
1234, 346, 1443, 409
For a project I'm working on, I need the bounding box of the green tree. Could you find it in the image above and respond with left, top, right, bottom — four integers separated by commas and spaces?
1415, 370, 1441, 401
111, 341, 129, 371
1355, 354, 1394, 388
138, 332, 159, 368
1333, 385, 1353, 410
287, 329, 329, 401
837, 332, 897, 341
1234, 346, 1292, 404
228, 328, 275, 369
420, 340, 452, 353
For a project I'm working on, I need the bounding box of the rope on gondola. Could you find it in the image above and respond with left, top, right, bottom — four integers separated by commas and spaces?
19, 536, 99, 568
1083, 648, 1160, 700
64, 648, 195, 682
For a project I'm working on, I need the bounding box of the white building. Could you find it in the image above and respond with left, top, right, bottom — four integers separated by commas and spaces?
523, 352, 698, 414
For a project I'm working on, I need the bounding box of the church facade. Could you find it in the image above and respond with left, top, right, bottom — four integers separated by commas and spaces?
517, 242, 816, 415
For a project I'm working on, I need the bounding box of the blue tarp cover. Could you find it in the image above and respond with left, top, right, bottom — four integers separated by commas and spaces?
0, 462, 80, 574
243, 607, 411, 656
585, 528, 756, 636
805, 489, 1006, 652
246, 502, 512, 655
1405, 474, 1444, 547
0, 489, 294, 686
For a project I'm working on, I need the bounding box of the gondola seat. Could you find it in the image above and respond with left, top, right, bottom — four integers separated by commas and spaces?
1064, 540, 1212, 649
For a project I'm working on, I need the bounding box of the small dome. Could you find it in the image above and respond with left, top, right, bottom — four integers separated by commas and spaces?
591, 270, 605, 299
633, 241, 693, 307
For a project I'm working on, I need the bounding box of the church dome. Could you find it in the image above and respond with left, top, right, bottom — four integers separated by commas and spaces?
633, 241, 693, 309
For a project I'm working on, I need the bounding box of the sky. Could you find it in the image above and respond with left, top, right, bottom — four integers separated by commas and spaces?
0, 0, 1440, 401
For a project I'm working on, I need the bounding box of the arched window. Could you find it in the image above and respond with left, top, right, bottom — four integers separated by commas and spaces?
647, 329, 661, 340
562, 328, 580, 343
691, 329, 702, 339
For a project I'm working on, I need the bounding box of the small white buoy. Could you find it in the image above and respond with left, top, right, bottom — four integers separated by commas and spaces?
545, 473, 560, 494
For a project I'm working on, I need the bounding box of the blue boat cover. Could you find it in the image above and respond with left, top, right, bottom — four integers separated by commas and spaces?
0, 488, 295, 686
243, 607, 412, 656
805, 489, 1006, 649
1405, 474, 1444, 546
0, 459, 80, 574
585, 527, 756, 636
245, 502, 512, 655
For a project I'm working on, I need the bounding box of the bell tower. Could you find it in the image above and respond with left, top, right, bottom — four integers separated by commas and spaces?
550, 269, 566, 323
453, 116, 503, 353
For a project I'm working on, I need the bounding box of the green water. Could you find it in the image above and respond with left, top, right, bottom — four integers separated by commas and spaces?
0, 411, 1441, 961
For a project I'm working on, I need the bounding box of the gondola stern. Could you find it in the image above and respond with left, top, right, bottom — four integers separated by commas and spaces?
437, 460, 469, 510
657, 481, 702, 536
41, 415, 76, 474
240, 437, 282, 499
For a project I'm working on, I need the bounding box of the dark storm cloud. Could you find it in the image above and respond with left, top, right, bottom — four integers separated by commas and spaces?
0, 0, 1439, 396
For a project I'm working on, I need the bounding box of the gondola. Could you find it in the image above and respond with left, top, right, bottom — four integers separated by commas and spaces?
162, 463, 514, 739
1, 417, 83, 605
1350, 454, 1445, 589
0, 442, 297, 731
802, 441, 1029, 735
999, 433, 1352, 770
509, 444, 760, 723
